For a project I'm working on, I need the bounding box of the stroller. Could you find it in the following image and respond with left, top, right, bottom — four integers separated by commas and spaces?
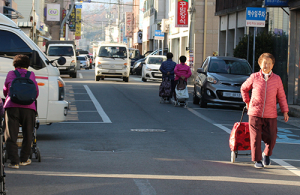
159, 77, 172, 104
4, 118, 41, 163
174, 79, 189, 108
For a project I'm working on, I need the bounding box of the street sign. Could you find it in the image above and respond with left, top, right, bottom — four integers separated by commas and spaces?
265, 0, 289, 7
246, 7, 266, 27
154, 30, 164, 40
75, 4, 82, 9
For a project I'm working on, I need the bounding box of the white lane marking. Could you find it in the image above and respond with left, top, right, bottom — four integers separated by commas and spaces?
188, 107, 300, 177
134, 179, 157, 195
68, 111, 98, 113
79, 73, 83, 78
68, 100, 91, 101
272, 159, 300, 177
60, 122, 109, 124
280, 159, 300, 162
66, 93, 87, 94
131, 77, 142, 81
214, 124, 232, 134
83, 85, 112, 123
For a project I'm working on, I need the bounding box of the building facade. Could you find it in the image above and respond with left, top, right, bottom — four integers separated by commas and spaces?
288, 0, 300, 105
142, 0, 168, 54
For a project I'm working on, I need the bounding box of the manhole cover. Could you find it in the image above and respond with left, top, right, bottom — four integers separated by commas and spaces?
131, 129, 166, 132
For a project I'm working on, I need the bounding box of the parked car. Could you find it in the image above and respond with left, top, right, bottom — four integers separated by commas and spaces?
149, 48, 168, 56
141, 55, 167, 82
129, 48, 144, 73
132, 58, 145, 75
193, 56, 252, 107
77, 55, 89, 69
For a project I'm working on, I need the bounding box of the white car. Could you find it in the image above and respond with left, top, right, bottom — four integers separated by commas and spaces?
77, 55, 89, 69
142, 55, 167, 82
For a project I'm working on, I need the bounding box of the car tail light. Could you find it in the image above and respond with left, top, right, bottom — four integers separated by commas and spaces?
57, 79, 65, 100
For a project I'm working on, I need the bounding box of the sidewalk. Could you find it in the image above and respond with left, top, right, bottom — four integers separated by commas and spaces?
277, 105, 300, 128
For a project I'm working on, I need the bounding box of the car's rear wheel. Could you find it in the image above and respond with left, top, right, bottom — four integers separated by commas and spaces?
193, 90, 200, 105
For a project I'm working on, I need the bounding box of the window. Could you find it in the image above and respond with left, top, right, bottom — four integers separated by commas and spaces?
202, 58, 209, 72
208, 59, 252, 75
0, 30, 32, 53
99, 46, 127, 58
48, 46, 74, 56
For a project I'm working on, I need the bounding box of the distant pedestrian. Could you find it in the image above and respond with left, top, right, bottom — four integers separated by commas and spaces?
174, 56, 192, 100
159, 52, 177, 100
3, 55, 39, 169
241, 53, 289, 169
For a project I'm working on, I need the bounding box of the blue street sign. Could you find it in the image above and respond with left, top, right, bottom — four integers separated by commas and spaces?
246, 7, 266, 27
154, 30, 164, 40
246, 7, 266, 21
75, 4, 82, 9
265, 0, 289, 7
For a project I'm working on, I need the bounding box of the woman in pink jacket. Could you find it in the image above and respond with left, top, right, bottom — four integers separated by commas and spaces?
4, 55, 39, 169
174, 56, 192, 100
241, 53, 289, 169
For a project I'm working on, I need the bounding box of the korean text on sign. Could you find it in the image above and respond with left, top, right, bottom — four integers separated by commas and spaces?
176, 0, 188, 28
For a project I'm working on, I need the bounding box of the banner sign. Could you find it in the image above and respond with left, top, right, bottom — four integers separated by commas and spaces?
125, 12, 133, 37
62, 9, 66, 37
138, 31, 142, 43
246, 7, 266, 27
154, 30, 164, 40
68, 5, 76, 31
75, 8, 81, 40
175, 0, 188, 27
265, 0, 289, 7
47, 4, 60, 21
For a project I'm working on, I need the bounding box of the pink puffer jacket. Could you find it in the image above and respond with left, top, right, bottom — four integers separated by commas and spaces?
241, 70, 288, 118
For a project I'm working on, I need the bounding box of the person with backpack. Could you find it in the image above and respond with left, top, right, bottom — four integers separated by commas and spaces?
3, 55, 39, 169
159, 52, 177, 101
174, 56, 192, 101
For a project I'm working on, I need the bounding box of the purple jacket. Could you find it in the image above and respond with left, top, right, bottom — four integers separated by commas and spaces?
3, 68, 39, 111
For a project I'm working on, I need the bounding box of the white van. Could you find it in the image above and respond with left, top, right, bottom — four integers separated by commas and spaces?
0, 13, 69, 124
95, 43, 130, 82
46, 41, 78, 78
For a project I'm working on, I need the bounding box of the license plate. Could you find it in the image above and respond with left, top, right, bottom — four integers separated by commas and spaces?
223, 92, 242, 98
154, 73, 162, 77
108, 70, 116, 73
58, 67, 66, 70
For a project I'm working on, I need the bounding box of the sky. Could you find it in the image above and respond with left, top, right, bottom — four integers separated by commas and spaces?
81, 0, 143, 29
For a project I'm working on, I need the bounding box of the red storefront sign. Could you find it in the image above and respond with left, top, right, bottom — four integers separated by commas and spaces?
176, 0, 188, 27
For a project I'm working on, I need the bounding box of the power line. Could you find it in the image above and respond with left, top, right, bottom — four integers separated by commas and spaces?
76, 1, 138, 6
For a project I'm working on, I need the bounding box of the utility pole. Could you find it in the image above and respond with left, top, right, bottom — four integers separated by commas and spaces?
32, 0, 36, 43
188, 0, 195, 71
118, 0, 121, 43
60, 0, 74, 40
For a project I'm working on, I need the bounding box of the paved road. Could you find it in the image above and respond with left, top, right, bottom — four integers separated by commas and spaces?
5, 69, 300, 194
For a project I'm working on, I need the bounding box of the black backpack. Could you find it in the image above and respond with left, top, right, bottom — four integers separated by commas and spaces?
9, 70, 37, 105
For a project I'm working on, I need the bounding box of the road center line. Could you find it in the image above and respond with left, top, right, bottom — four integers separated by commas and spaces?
187, 107, 300, 177
83, 85, 112, 123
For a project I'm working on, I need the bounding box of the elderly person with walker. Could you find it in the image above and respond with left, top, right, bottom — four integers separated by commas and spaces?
241, 53, 289, 169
